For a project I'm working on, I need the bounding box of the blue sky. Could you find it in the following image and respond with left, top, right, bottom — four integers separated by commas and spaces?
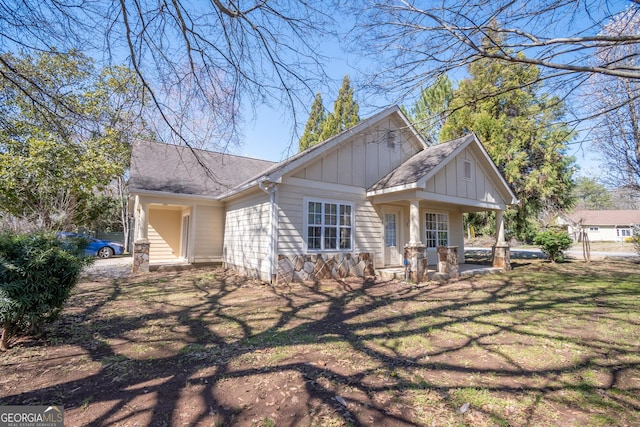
235, 53, 605, 179
229, 2, 633, 181
237, 46, 369, 163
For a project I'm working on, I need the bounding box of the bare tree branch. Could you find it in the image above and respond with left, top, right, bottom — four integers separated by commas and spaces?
0, 0, 339, 150
353, 1, 640, 111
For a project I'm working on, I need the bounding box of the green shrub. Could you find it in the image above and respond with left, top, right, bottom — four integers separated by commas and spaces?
533, 230, 573, 263
0, 232, 91, 350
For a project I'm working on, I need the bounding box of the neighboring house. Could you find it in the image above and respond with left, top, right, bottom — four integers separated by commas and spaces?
562, 210, 640, 242
129, 106, 517, 282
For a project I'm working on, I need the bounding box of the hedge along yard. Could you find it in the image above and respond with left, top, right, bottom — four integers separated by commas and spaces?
1, 258, 639, 426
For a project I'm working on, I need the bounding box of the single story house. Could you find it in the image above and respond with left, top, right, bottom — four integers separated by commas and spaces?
561, 210, 640, 242
129, 106, 517, 282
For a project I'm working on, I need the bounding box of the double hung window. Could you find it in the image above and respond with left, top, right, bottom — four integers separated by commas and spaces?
307, 200, 353, 251
425, 212, 449, 248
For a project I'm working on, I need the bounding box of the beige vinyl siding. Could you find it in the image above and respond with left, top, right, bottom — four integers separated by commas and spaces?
193, 204, 224, 262
279, 117, 424, 270
148, 208, 182, 262
223, 190, 271, 280
277, 180, 382, 266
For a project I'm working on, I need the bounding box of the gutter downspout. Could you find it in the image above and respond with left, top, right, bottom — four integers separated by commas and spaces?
259, 179, 279, 283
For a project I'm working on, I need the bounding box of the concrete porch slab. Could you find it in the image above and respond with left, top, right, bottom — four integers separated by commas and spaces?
377, 263, 503, 282
149, 260, 222, 272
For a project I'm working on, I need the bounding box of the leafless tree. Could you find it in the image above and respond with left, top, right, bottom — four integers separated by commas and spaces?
0, 0, 338, 148
351, 1, 640, 115
588, 6, 640, 192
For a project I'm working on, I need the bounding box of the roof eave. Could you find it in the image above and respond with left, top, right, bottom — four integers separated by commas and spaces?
366, 182, 419, 197
218, 175, 282, 201
129, 188, 218, 201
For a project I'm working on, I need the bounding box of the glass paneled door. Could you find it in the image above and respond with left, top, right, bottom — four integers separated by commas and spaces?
383, 208, 403, 266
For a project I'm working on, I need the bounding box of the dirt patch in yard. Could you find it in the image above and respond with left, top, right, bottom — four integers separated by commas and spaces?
1, 260, 639, 426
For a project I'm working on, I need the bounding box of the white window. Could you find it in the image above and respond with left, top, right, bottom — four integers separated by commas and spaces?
618, 228, 631, 237
463, 160, 472, 180
306, 199, 353, 251
589, 226, 599, 232
425, 212, 449, 248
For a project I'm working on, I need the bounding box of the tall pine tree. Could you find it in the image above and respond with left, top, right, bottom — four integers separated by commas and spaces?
299, 93, 326, 151
407, 74, 453, 145
441, 30, 575, 240
319, 74, 360, 142
298, 75, 360, 152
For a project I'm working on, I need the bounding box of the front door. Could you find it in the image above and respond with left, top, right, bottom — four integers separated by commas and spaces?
383, 208, 403, 266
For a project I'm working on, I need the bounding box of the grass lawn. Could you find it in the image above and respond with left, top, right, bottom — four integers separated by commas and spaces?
1, 259, 639, 426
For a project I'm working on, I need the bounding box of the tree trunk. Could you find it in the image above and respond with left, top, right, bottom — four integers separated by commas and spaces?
0, 324, 11, 351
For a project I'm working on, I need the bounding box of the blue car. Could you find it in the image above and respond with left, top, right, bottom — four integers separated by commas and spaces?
58, 232, 125, 259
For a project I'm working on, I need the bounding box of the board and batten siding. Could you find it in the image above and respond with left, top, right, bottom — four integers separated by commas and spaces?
223, 190, 272, 281
424, 147, 505, 205
193, 204, 224, 262
292, 117, 419, 189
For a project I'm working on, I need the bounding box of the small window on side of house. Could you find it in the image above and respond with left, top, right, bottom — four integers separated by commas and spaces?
386, 130, 396, 150
463, 160, 472, 181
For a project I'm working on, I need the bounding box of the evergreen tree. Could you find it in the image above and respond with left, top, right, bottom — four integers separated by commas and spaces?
441, 30, 575, 240
572, 177, 612, 210
319, 75, 360, 142
407, 74, 453, 145
299, 93, 326, 151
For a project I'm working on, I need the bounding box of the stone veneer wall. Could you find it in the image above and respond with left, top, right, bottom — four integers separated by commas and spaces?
133, 242, 150, 273
276, 253, 374, 284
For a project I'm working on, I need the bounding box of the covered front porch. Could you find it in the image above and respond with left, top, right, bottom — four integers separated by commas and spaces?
366, 134, 517, 283
373, 197, 511, 282
131, 194, 225, 273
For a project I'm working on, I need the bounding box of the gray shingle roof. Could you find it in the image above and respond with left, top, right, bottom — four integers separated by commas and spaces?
129, 140, 276, 197
368, 134, 473, 192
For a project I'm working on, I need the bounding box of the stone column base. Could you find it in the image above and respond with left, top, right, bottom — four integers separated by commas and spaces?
404, 244, 427, 282
437, 246, 459, 279
133, 242, 150, 273
492, 244, 511, 270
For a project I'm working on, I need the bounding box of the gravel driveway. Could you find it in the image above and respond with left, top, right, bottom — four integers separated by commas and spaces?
82, 256, 132, 279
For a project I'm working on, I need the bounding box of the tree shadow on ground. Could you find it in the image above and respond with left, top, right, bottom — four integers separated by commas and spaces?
1, 261, 639, 426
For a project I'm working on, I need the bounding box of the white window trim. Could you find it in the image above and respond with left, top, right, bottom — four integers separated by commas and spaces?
617, 228, 631, 237
304, 197, 355, 252
463, 160, 472, 181
424, 211, 450, 249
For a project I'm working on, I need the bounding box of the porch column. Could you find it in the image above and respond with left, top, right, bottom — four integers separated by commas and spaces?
408, 199, 421, 245
405, 199, 427, 282
496, 210, 506, 244
492, 209, 511, 270
133, 197, 150, 273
